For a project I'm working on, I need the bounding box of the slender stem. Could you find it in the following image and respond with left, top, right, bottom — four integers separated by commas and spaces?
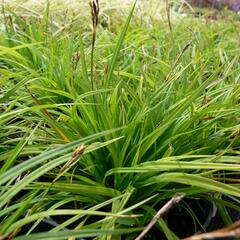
90, 0, 99, 91
166, 0, 173, 43
183, 220, 240, 240
135, 194, 184, 240
89, 1, 100, 124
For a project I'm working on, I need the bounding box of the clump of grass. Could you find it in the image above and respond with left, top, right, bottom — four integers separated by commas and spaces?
0, 1, 240, 239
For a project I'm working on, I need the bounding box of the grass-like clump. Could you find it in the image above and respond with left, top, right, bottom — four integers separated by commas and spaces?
0, 0, 239, 239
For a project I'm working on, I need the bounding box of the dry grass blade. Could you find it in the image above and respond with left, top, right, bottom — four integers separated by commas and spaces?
26, 86, 53, 120
25, 86, 70, 142
0, 232, 16, 240
134, 194, 184, 240
183, 220, 240, 240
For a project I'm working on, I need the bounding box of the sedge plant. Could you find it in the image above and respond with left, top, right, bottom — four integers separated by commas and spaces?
0, 0, 240, 239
